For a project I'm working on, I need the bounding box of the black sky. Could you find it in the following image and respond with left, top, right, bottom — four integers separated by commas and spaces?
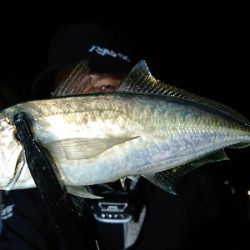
1, 13, 248, 113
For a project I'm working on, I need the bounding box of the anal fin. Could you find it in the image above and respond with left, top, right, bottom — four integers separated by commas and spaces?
143, 150, 229, 195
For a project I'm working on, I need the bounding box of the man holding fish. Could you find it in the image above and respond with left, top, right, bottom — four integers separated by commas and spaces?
0, 23, 248, 249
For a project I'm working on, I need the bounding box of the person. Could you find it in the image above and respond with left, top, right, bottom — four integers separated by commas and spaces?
0, 23, 239, 250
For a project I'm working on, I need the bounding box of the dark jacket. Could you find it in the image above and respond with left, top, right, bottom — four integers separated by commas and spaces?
0, 166, 243, 250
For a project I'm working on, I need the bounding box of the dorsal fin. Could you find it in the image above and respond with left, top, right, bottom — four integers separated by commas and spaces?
117, 60, 250, 126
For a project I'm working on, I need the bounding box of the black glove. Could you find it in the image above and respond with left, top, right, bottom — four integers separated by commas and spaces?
13, 112, 99, 250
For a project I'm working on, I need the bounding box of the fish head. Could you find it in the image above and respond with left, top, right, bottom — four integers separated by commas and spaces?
0, 116, 24, 189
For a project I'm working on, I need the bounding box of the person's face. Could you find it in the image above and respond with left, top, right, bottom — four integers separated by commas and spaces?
76, 73, 123, 94
53, 67, 125, 96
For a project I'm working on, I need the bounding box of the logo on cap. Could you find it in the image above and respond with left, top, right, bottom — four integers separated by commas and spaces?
89, 45, 131, 62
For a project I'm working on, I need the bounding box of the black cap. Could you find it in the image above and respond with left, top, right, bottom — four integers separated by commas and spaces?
32, 23, 138, 98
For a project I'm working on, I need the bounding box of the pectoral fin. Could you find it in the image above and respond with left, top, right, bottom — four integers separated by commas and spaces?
45, 136, 139, 160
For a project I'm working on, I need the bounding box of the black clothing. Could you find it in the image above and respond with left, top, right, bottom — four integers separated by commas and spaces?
0, 166, 241, 250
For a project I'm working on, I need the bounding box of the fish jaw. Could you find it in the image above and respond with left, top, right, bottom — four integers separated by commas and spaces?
0, 117, 22, 188
0, 117, 35, 190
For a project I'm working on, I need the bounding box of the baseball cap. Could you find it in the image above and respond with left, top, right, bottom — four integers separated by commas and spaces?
31, 23, 139, 98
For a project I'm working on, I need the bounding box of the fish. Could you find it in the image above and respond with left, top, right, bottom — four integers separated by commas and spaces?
0, 60, 250, 197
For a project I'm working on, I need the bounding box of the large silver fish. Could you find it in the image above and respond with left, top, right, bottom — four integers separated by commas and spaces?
0, 60, 250, 196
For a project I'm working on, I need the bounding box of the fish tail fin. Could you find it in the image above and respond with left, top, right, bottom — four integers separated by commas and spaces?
52, 60, 90, 97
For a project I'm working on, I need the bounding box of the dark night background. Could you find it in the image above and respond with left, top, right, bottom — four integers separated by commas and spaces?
1, 7, 249, 248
